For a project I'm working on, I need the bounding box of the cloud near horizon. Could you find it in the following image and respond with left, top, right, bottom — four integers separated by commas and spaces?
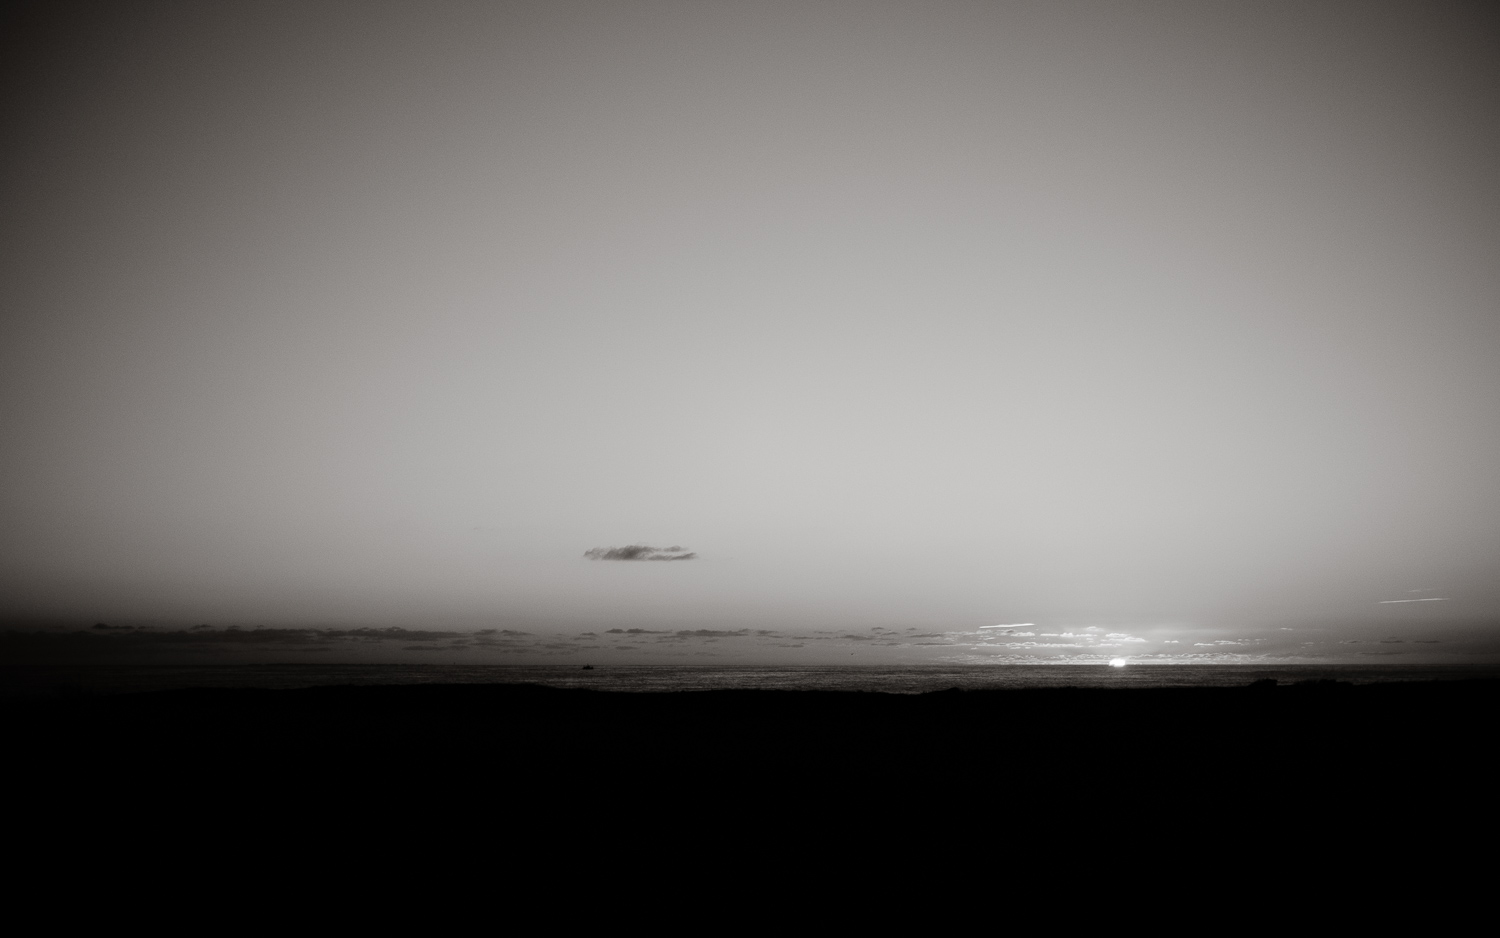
585, 546, 698, 561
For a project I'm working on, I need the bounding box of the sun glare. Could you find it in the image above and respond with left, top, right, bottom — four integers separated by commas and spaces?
1108, 658, 1128, 668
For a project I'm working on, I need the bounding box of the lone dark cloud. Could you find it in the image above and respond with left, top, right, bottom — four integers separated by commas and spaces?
584, 545, 697, 561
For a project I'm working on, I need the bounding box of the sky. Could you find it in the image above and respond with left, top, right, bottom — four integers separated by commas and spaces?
3, 0, 1499, 664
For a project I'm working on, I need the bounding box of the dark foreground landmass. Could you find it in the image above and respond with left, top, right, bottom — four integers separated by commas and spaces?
6, 678, 1492, 911
11, 676, 1500, 892
12, 678, 1496, 806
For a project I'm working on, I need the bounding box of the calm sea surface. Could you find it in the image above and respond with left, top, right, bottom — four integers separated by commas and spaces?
4, 663, 1499, 696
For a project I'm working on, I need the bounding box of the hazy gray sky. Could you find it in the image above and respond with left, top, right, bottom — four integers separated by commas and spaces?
3, 0, 1498, 663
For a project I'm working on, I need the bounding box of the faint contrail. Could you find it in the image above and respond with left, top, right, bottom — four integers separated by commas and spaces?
1378, 598, 1448, 604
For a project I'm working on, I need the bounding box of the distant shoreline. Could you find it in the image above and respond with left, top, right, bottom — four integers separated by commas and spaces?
6, 661, 1500, 698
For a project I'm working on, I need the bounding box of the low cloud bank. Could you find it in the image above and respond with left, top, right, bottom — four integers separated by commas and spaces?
5, 618, 1494, 668
585, 545, 697, 561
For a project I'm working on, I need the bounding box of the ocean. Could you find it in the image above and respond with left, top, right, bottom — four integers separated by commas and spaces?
5, 661, 1498, 697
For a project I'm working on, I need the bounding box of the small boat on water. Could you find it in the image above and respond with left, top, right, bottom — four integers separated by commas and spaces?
581, 664, 594, 670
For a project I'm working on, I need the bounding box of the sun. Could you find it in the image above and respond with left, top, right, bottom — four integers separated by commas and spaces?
1108, 658, 1128, 668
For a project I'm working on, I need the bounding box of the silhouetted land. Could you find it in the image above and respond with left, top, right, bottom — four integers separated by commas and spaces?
11, 676, 1498, 895
12, 679, 1495, 810
9, 678, 1492, 908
